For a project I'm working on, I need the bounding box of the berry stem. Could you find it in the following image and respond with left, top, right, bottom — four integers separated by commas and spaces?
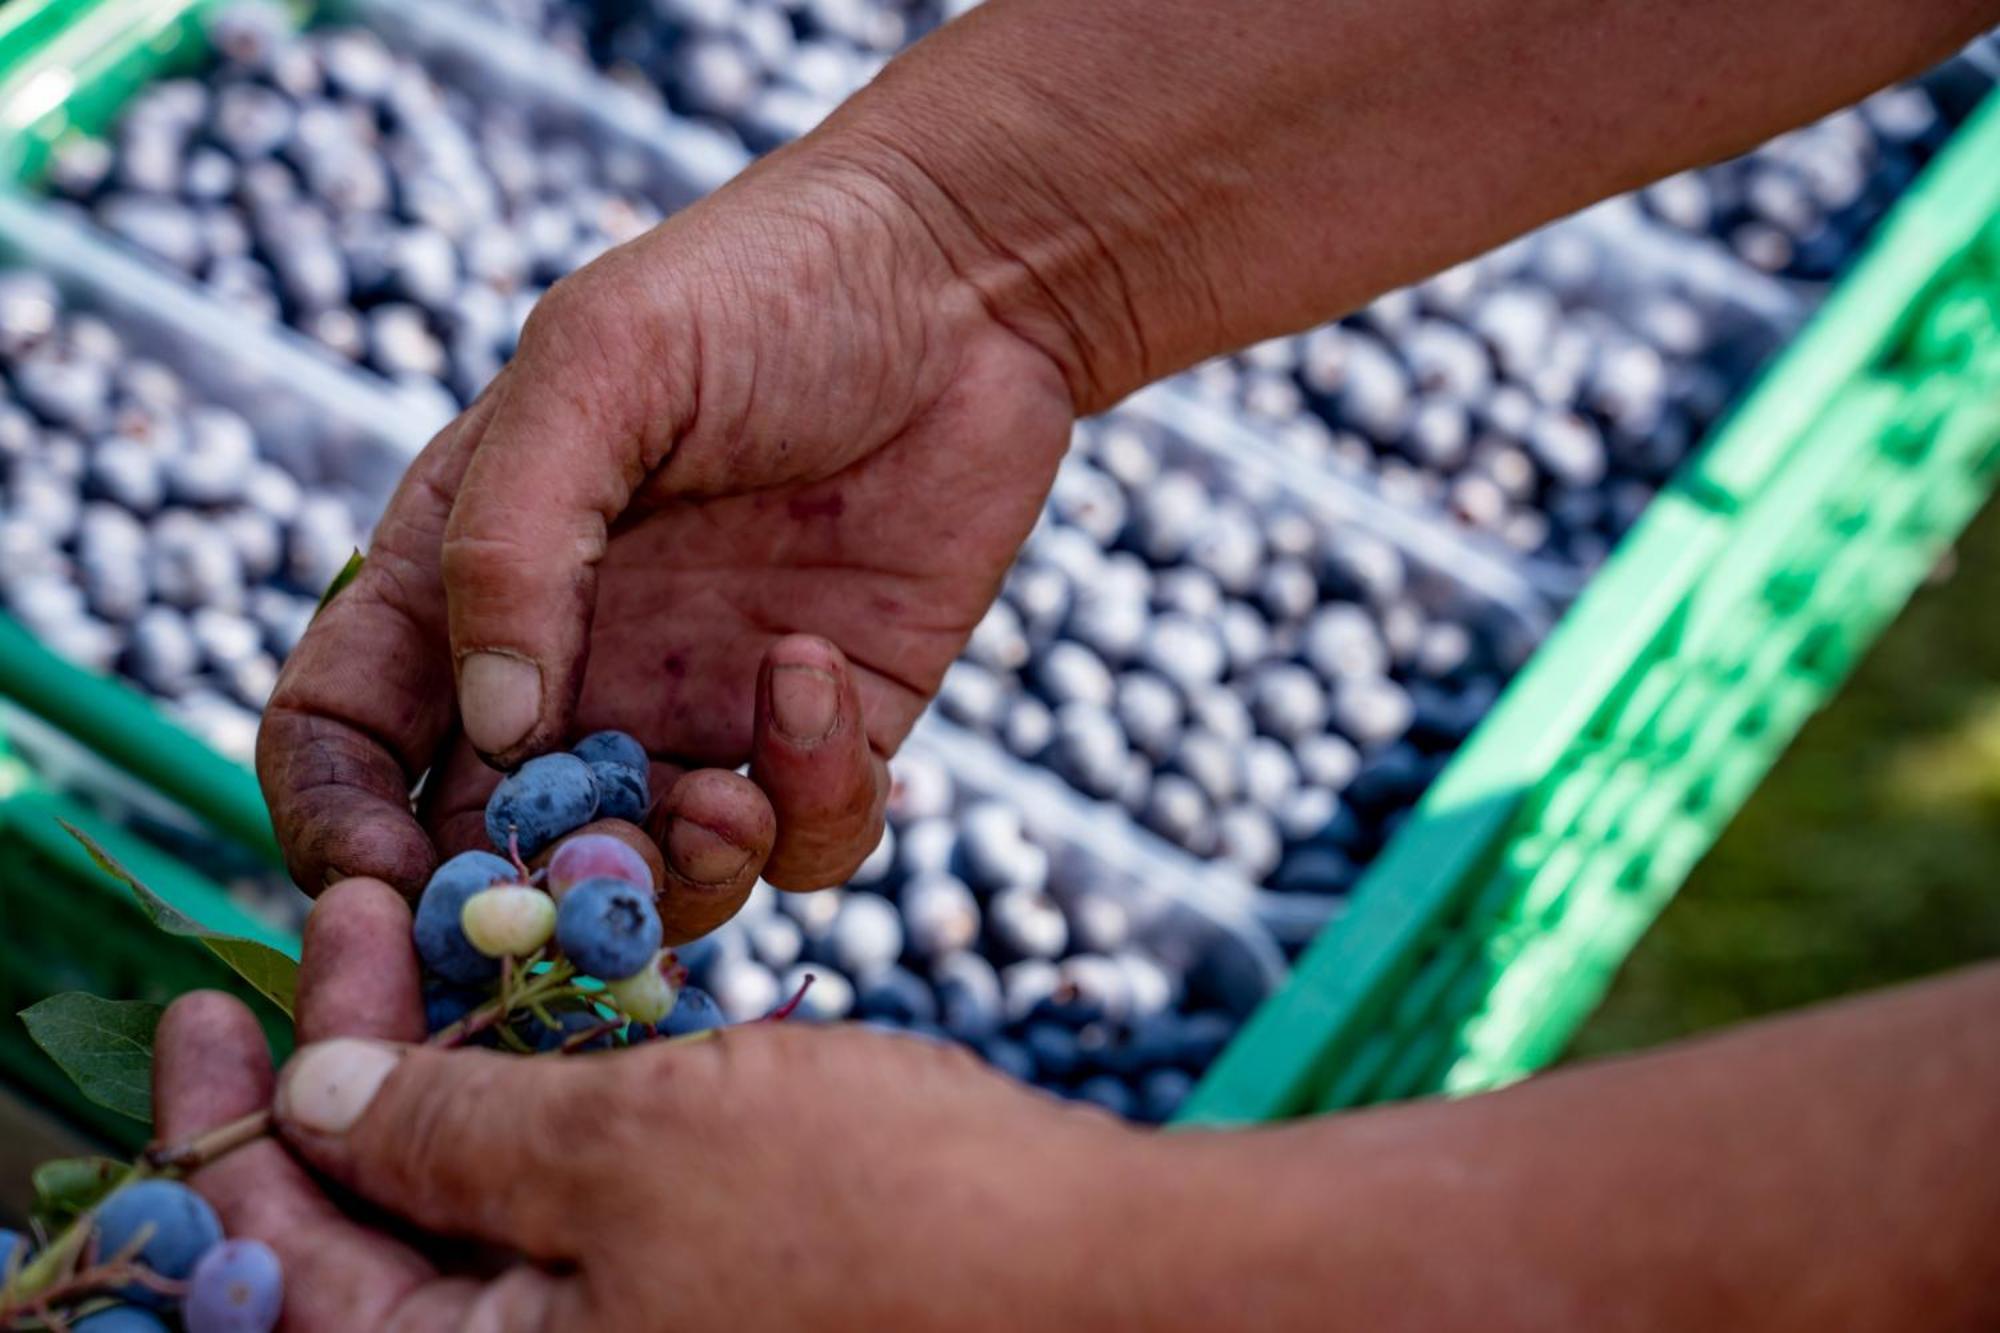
506, 828, 530, 881
764, 974, 815, 1022
144, 1109, 273, 1173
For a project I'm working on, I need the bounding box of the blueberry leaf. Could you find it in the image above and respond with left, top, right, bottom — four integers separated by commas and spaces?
19, 994, 163, 1124
313, 549, 366, 620
31, 1155, 129, 1230
58, 821, 298, 1018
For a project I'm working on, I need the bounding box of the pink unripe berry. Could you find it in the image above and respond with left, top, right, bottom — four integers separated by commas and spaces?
460, 886, 557, 958
545, 830, 658, 900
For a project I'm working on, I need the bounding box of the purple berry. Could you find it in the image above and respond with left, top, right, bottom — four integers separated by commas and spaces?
184, 1238, 283, 1333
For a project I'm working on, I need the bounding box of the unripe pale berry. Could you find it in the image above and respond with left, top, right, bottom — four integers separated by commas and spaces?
460, 886, 557, 959
607, 951, 681, 1025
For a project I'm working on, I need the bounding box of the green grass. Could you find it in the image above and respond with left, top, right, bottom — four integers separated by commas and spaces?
1569, 496, 2000, 1058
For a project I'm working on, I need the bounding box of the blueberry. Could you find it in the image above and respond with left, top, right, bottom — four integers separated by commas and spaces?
1173, 1012, 1237, 1069
555, 877, 662, 980
1272, 845, 1359, 895
572, 730, 647, 776
72, 1309, 171, 1332
413, 851, 515, 984
854, 965, 938, 1025
587, 760, 649, 823
0, 1228, 30, 1281
485, 753, 599, 858
985, 887, 1069, 963
460, 885, 557, 959
899, 873, 980, 959
660, 985, 727, 1037
1073, 1075, 1136, 1118
183, 1237, 283, 1333
422, 982, 487, 1035
1138, 1068, 1196, 1124
748, 912, 804, 971
829, 892, 903, 977
933, 950, 1003, 1041
981, 1036, 1036, 1084
93, 1180, 223, 1306
1021, 1022, 1082, 1082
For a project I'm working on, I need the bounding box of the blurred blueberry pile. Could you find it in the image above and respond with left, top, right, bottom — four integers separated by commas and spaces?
0, 270, 358, 766
46, 7, 671, 411
476, 0, 964, 150
682, 747, 1260, 1122
941, 409, 1533, 894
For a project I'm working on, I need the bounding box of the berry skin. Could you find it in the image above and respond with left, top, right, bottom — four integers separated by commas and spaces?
587, 761, 648, 824
459, 886, 557, 958
183, 1238, 283, 1333
1074, 1075, 1136, 1119
73, 1309, 172, 1332
484, 753, 599, 858
0, 1227, 29, 1279
93, 1180, 224, 1306
542, 824, 661, 898
660, 985, 726, 1037
422, 982, 486, 1035
413, 851, 514, 984
606, 951, 680, 1025
555, 877, 663, 980
571, 730, 647, 776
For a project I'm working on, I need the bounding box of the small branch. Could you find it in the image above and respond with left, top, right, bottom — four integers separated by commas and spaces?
557, 1018, 625, 1054
144, 1109, 272, 1173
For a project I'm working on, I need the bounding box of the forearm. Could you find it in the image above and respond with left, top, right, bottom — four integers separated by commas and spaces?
811, 0, 1997, 411
1111, 963, 2000, 1331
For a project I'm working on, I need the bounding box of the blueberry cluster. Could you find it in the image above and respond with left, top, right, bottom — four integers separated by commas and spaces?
938, 410, 1525, 893
0, 1182, 283, 1332
0, 270, 359, 765
476, 0, 961, 151
1639, 86, 1955, 284
683, 749, 1248, 1123
47, 6, 670, 410
413, 731, 724, 1048
1179, 229, 1768, 575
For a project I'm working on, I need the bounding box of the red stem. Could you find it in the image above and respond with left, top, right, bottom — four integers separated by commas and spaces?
764, 974, 815, 1022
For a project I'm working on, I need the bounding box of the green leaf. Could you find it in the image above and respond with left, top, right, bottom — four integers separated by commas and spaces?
30, 1156, 128, 1230
59, 822, 297, 1017
313, 549, 366, 619
19, 995, 162, 1124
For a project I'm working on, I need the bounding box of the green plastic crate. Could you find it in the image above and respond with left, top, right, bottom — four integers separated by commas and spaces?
1184, 89, 2000, 1124
0, 741, 294, 1148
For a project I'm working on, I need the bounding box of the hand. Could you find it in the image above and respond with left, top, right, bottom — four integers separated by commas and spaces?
256, 145, 1075, 926
154, 880, 1151, 1332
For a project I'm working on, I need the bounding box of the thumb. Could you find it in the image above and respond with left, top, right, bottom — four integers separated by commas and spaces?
440, 281, 681, 765
272, 1038, 626, 1257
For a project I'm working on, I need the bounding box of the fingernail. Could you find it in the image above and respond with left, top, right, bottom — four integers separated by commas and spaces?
769, 665, 838, 743
276, 1039, 402, 1136
666, 817, 752, 885
460, 652, 541, 755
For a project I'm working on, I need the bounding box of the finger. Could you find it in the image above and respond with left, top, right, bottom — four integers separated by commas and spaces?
297, 878, 428, 1046
750, 635, 889, 889
153, 994, 437, 1332
440, 278, 667, 769
273, 1039, 637, 1257
257, 384, 509, 896
647, 769, 775, 944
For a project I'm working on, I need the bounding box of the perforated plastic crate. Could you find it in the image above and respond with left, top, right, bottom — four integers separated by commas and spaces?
1184, 89, 2000, 1123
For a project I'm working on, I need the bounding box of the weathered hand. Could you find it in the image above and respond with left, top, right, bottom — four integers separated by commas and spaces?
256, 147, 1074, 928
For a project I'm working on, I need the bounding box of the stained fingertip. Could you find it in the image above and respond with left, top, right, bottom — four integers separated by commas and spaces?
299, 879, 426, 1046
154, 992, 275, 1140
654, 770, 773, 945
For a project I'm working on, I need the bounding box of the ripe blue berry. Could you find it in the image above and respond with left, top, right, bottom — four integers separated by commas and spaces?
93, 1180, 223, 1306
484, 753, 599, 858
660, 985, 725, 1036
413, 851, 514, 984
555, 877, 662, 980
571, 730, 647, 775
73, 1308, 171, 1332
183, 1237, 283, 1333
586, 760, 648, 823
0, 1227, 29, 1280
1074, 1075, 1136, 1119
422, 982, 486, 1035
